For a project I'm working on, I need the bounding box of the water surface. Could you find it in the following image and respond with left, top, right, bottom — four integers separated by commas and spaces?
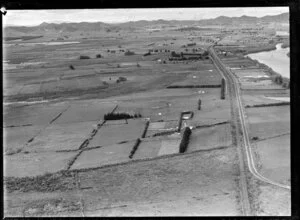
247, 44, 290, 79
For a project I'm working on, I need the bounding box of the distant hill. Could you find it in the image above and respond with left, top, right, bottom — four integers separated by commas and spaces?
4, 12, 289, 38
198, 12, 289, 25
119, 12, 289, 26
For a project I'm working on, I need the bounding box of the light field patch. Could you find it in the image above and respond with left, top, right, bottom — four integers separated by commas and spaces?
158, 139, 181, 156
187, 124, 232, 152
4, 102, 68, 127
253, 134, 290, 185
23, 121, 97, 152
71, 142, 133, 170
133, 140, 162, 159
245, 106, 290, 139
4, 151, 77, 177
88, 119, 145, 147
4, 125, 42, 155
19, 84, 41, 94
54, 101, 116, 124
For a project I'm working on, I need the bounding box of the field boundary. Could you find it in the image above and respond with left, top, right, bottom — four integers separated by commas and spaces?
5, 105, 71, 156
66, 104, 118, 169
73, 145, 233, 173
209, 46, 252, 215
167, 84, 221, 89
245, 102, 289, 108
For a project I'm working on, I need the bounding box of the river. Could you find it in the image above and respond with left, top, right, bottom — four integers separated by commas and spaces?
246, 43, 290, 79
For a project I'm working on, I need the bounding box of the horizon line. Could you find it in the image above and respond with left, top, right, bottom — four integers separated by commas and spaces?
4, 11, 289, 28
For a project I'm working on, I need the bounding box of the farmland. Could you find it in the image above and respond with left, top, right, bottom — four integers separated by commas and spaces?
3, 11, 290, 216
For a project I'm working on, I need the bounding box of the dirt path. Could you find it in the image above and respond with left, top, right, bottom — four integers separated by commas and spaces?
209, 47, 252, 215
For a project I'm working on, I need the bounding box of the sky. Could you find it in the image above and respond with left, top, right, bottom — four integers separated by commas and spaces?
3, 7, 289, 27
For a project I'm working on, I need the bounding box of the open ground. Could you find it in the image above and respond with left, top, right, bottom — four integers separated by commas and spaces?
3, 14, 290, 216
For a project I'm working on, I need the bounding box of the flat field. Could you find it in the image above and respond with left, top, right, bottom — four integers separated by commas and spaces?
71, 142, 134, 170
3, 22, 290, 216
245, 105, 290, 139
187, 123, 232, 152
4, 151, 77, 177
252, 134, 290, 185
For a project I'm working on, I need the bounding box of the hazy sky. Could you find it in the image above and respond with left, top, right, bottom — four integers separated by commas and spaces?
3, 7, 289, 27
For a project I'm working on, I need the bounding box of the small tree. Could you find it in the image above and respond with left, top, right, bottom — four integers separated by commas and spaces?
96, 54, 102, 58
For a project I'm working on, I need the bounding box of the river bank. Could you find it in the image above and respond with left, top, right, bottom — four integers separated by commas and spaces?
243, 45, 277, 55
245, 56, 290, 89
246, 43, 289, 78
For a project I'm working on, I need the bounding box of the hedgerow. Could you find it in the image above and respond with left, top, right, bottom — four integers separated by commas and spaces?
129, 138, 141, 158
104, 112, 142, 120
179, 127, 192, 153
141, 121, 150, 138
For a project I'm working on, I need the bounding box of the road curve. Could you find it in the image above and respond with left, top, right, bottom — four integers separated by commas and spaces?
208, 46, 291, 191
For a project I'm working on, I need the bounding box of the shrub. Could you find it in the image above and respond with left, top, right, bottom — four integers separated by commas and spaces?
96, 54, 102, 58
124, 50, 135, 56
69, 65, 75, 70
79, 55, 90, 59
179, 127, 192, 153
143, 52, 151, 56
137, 63, 140, 67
